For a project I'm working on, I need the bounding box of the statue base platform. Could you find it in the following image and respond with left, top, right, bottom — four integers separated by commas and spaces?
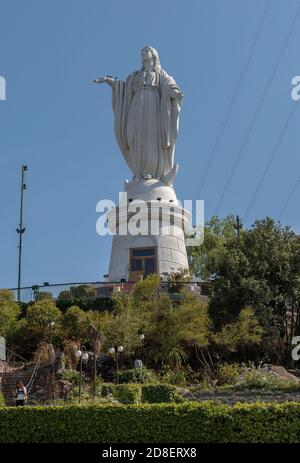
107, 179, 189, 282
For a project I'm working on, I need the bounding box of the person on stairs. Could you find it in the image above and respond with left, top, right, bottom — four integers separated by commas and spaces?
14, 381, 28, 406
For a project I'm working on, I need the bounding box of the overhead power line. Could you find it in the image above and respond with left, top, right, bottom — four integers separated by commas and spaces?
244, 103, 297, 220
213, 3, 300, 216
193, 0, 272, 201
278, 175, 300, 221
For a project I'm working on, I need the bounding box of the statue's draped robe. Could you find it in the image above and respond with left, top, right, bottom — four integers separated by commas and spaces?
112, 69, 181, 180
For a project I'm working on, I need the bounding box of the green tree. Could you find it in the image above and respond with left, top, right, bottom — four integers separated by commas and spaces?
189, 217, 300, 363
70, 285, 96, 299
105, 292, 141, 355
61, 306, 88, 340
188, 215, 237, 280
213, 307, 264, 355
0, 289, 20, 337
146, 289, 210, 370
26, 299, 61, 328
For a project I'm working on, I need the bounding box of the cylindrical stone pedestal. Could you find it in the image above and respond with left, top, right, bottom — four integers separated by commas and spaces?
107, 179, 189, 282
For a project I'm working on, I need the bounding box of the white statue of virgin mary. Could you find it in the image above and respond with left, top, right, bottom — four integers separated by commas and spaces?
94, 46, 183, 185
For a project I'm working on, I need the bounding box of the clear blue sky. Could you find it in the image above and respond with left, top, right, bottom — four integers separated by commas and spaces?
1, 0, 300, 288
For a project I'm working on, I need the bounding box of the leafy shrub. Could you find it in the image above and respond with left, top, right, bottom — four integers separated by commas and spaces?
239, 367, 270, 390
118, 368, 155, 384
61, 370, 80, 386
69, 387, 90, 401
114, 384, 142, 404
235, 368, 300, 392
101, 383, 142, 403
0, 392, 5, 407
141, 384, 183, 403
100, 383, 115, 398
217, 363, 241, 386
218, 363, 300, 392
161, 369, 188, 387
0, 402, 299, 443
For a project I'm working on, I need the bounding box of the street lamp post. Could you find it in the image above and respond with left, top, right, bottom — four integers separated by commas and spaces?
16, 164, 28, 302
75, 347, 89, 402
139, 333, 145, 365
109, 345, 124, 384
48, 321, 54, 346
47, 321, 55, 399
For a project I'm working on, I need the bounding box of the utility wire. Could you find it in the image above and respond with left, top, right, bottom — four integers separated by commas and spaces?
193, 0, 272, 201
278, 175, 300, 221
213, 3, 300, 215
244, 103, 297, 220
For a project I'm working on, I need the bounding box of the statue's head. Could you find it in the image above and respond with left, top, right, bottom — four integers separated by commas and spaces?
141, 46, 161, 71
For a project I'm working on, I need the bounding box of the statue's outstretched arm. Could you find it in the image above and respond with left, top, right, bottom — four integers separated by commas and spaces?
93, 76, 117, 89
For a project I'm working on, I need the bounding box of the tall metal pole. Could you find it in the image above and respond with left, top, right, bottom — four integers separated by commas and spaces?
16, 165, 27, 302
233, 215, 243, 240
115, 346, 119, 385
79, 356, 82, 402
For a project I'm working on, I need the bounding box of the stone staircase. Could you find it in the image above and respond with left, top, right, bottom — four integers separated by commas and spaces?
1, 364, 35, 406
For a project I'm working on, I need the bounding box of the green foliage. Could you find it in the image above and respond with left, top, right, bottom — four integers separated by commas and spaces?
70, 285, 96, 299
26, 300, 61, 328
114, 384, 142, 404
131, 274, 161, 302
34, 291, 53, 301
141, 384, 183, 403
100, 383, 142, 403
118, 367, 155, 384
0, 289, 20, 337
233, 364, 300, 392
61, 306, 88, 340
188, 217, 300, 363
217, 363, 241, 386
188, 215, 237, 280
56, 297, 115, 313
161, 369, 187, 387
167, 268, 190, 293
215, 363, 300, 392
61, 370, 80, 386
145, 288, 210, 369
214, 307, 264, 352
7, 318, 42, 359
238, 367, 273, 390
1, 402, 299, 443
0, 392, 5, 407
69, 387, 90, 401
15, 300, 62, 353
100, 383, 115, 398
105, 293, 141, 355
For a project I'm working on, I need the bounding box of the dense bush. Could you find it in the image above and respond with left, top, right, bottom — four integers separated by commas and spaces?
0, 392, 5, 407
100, 382, 182, 404
118, 368, 155, 384
141, 384, 183, 403
55, 297, 115, 313
114, 384, 142, 404
100, 383, 115, 398
0, 402, 299, 443
233, 366, 300, 392
61, 370, 80, 386
217, 363, 241, 386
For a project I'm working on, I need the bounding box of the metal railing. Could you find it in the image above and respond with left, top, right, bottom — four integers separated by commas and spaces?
26, 353, 42, 394
5, 347, 29, 364
6, 280, 209, 303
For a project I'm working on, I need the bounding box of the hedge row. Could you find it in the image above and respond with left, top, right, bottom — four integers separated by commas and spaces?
0, 402, 299, 443
101, 383, 183, 404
